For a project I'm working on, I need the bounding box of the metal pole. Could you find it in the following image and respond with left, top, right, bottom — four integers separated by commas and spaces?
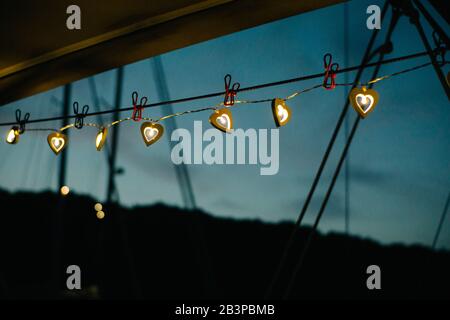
283, 8, 400, 298
52, 83, 71, 294
414, 0, 450, 48
59, 84, 71, 189
344, 1, 350, 236
264, 1, 390, 300
432, 192, 450, 249
405, 2, 450, 100
88, 77, 112, 162
106, 67, 123, 204
150, 56, 216, 297
151, 57, 197, 209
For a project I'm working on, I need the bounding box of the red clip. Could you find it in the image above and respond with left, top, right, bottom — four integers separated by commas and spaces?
131, 91, 147, 122
224, 74, 240, 106
323, 53, 339, 90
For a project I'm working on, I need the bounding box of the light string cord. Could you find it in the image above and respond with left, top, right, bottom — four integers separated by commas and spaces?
0, 47, 446, 129
13, 57, 445, 134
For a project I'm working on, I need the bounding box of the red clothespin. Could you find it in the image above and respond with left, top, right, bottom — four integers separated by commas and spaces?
224, 74, 240, 106
131, 91, 147, 121
323, 53, 339, 90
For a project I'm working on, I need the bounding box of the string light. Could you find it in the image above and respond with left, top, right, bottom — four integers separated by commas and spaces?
5, 126, 20, 144
1, 51, 446, 154
47, 132, 68, 155
60, 185, 70, 196
95, 127, 108, 151
209, 108, 233, 133
272, 98, 292, 127
349, 86, 379, 118
94, 202, 105, 219
94, 203, 103, 211
96, 211, 105, 219
5, 110, 29, 144
140, 122, 164, 146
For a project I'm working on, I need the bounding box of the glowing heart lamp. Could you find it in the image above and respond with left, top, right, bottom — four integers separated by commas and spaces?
47, 132, 68, 155
209, 108, 233, 133
140, 122, 164, 146
349, 86, 379, 118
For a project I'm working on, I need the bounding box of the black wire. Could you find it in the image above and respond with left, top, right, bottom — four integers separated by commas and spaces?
282, 4, 399, 298
432, 192, 450, 249
283, 116, 361, 298
0, 49, 439, 127
264, 1, 392, 299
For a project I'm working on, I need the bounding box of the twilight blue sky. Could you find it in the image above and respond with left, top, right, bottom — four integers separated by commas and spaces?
1, 0, 449, 249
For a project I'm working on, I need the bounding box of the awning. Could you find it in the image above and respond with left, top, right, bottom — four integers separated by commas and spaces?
0, 0, 345, 106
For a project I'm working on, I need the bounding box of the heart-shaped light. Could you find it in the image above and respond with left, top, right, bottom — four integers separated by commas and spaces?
6, 126, 20, 144
47, 132, 68, 155
349, 86, 379, 118
140, 122, 164, 146
95, 127, 108, 151
209, 108, 233, 133
272, 98, 292, 127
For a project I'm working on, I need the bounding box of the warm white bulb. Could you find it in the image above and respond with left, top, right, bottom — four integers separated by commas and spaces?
96, 211, 105, 219
277, 105, 288, 123
96, 132, 103, 148
6, 129, 16, 143
361, 95, 368, 104
277, 105, 284, 115
94, 203, 103, 212
60, 185, 70, 196
95, 127, 108, 151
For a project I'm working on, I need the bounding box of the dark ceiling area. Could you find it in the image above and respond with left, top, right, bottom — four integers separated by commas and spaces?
0, 0, 344, 106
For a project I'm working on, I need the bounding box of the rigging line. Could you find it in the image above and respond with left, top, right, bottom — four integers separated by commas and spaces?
152, 57, 188, 208
284, 117, 361, 299
432, 191, 450, 250
0, 48, 439, 127
88, 76, 112, 163
344, 0, 350, 236
86, 81, 110, 196
264, 0, 391, 300
282, 5, 399, 299
409, 2, 450, 100
22, 93, 46, 188
413, 0, 450, 49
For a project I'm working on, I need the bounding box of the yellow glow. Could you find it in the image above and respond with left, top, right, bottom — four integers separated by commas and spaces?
95, 127, 108, 151
209, 108, 233, 133
96, 132, 103, 146
271, 98, 291, 127
96, 211, 105, 219
360, 95, 368, 104
277, 104, 289, 123
140, 122, 164, 146
348, 87, 379, 119
94, 203, 103, 212
6, 127, 19, 144
60, 185, 70, 196
47, 132, 68, 155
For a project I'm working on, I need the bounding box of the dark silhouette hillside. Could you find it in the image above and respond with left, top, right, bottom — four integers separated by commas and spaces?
0, 189, 449, 300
